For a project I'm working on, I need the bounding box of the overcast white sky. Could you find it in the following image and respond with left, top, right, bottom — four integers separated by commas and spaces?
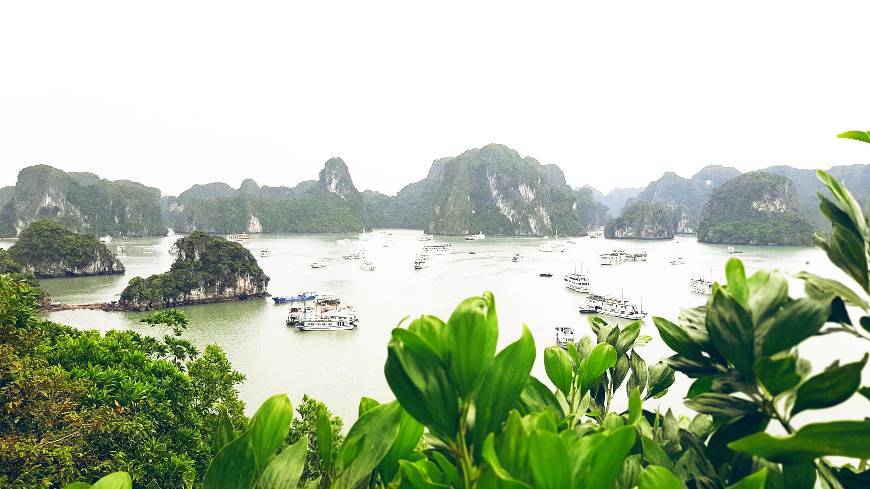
1, 2, 869, 196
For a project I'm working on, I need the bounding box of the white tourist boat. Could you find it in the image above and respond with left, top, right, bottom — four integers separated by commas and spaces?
226, 233, 240, 242
539, 243, 566, 253
599, 250, 627, 266
237, 233, 250, 240
564, 270, 591, 293
465, 232, 485, 241
360, 260, 376, 271
512, 252, 522, 262
343, 249, 366, 260
413, 254, 430, 270
310, 260, 327, 269
422, 243, 451, 255
99, 235, 112, 243
588, 229, 604, 239
690, 277, 713, 295
727, 246, 744, 254
578, 293, 646, 320
259, 248, 271, 257
115, 244, 126, 253
670, 257, 686, 265
336, 238, 351, 245
418, 234, 433, 241
296, 307, 359, 331
625, 250, 647, 262
554, 326, 576, 348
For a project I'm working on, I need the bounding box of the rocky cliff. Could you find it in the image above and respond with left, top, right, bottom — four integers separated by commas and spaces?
604, 201, 677, 239
0, 165, 166, 237
697, 171, 815, 245
163, 158, 367, 233
119, 232, 269, 310
7, 220, 125, 278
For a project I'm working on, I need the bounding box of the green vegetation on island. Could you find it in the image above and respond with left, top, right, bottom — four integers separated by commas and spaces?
697, 171, 816, 245
0, 165, 166, 237
119, 232, 269, 310
604, 200, 680, 239
7, 219, 125, 278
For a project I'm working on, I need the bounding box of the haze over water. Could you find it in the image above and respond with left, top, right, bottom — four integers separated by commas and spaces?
5, 231, 865, 426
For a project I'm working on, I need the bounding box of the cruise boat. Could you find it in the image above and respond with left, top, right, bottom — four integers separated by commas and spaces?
599, 250, 626, 266
360, 260, 376, 271
237, 233, 250, 240
418, 234, 433, 241
554, 326, 576, 348
465, 232, 485, 241
422, 243, 451, 255
99, 235, 112, 243
226, 234, 240, 242
273, 291, 318, 305
310, 260, 327, 269
539, 243, 566, 253
670, 257, 686, 265
296, 307, 359, 331
690, 277, 713, 295
588, 229, 604, 239
512, 252, 522, 262
578, 293, 646, 320
413, 254, 430, 270
343, 249, 366, 260
625, 251, 647, 262
259, 248, 271, 257
564, 271, 591, 293
115, 244, 126, 253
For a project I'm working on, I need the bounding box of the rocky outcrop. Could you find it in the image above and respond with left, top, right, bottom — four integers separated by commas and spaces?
604, 201, 677, 239
7, 220, 125, 278
119, 232, 268, 310
697, 171, 815, 246
0, 165, 166, 237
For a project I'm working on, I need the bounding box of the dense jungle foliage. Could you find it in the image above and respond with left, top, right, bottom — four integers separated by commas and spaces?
7, 220, 124, 277
119, 232, 269, 309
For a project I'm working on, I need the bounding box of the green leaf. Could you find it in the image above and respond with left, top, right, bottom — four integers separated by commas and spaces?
627, 350, 649, 396
203, 438, 258, 489
248, 394, 294, 475
653, 316, 704, 360
63, 484, 91, 489
627, 387, 642, 424
797, 271, 868, 311
91, 473, 133, 489
257, 435, 308, 489
646, 361, 675, 399
579, 426, 637, 489
544, 346, 574, 396
529, 431, 572, 489
316, 404, 334, 469
579, 343, 617, 393
399, 460, 452, 489
729, 420, 870, 464
761, 297, 830, 356
754, 355, 801, 396
860, 386, 870, 401
727, 468, 767, 489
684, 393, 759, 418
725, 258, 750, 307
358, 396, 380, 417
378, 406, 424, 483
212, 404, 236, 455
446, 292, 499, 396
747, 270, 789, 325
686, 376, 714, 398
641, 437, 673, 469
638, 465, 685, 489
782, 463, 815, 489
333, 401, 403, 489
707, 289, 755, 373
616, 321, 641, 356
473, 325, 536, 455
838, 130, 870, 144
792, 354, 867, 416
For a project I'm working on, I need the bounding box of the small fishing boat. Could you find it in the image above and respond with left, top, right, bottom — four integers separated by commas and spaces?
273, 292, 318, 304
115, 244, 126, 253
310, 260, 327, 269
465, 232, 485, 241
512, 252, 522, 262
360, 260, 376, 271
413, 254, 429, 270
727, 246, 743, 254
539, 272, 553, 278
690, 277, 713, 295
670, 257, 686, 265
259, 248, 271, 257
343, 249, 366, 260
237, 233, 250, 240
554, 326, 576, 348
99, 235, 112, 243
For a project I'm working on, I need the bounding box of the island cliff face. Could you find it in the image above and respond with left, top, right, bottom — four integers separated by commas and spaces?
7, 220, 125, 278
697, 171, 815, 246
119, 232, 268, 310
0, 165, 166, 237
604, 201, 677, 240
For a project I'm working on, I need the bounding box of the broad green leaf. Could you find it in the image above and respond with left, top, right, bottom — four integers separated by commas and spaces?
399, 460, 451, 489
481, 434, 532, 488
754, 355, 801, 396
473, 326, 536, 454
729, 420, 870, 464
838, 130, 870, 144
627, 387, 642, 424
727, 468, 767, 489
379, 406, 424, 483
686, 376, 714, 398
579, 343, 617, 393
257, 435, 308, 489
627, 350, 649, 396
782, 463, 815, 489
685, 393, 759, 418
792, 354, 867, 416
860, 386, 870, 401
638, 465, 685, 489
248, 394, 294, 476
653, 316, 703, 360
616, 321, 641, 356
529, 431, 572, 489
516, 376, 562, 419
544, 346, 574, 396
407, 315, 448, 357
578, 426, 637, 489
358, 396, 380, 416
707, 289, 755, 373
212, 404, 236, 455
91, 473, 133, 489
611, 353, 630, 390
316, 404, 334, 469
725, 259, 750, 307
203, 438, 258, 489
333, 401, 403, 489
641, 437, 673, 469
747, 270, 789, 325
646, 361, 675, 399
761, 297, 830, 356
446, 292, 499, 396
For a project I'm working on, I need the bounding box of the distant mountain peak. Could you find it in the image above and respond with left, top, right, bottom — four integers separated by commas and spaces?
318, 157, 358, 200
239, 178, 260, 194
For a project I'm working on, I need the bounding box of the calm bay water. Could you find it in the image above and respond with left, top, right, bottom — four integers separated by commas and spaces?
4, 230, 866, 425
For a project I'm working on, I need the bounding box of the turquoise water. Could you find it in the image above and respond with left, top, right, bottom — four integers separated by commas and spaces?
3, 231, 866, 426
